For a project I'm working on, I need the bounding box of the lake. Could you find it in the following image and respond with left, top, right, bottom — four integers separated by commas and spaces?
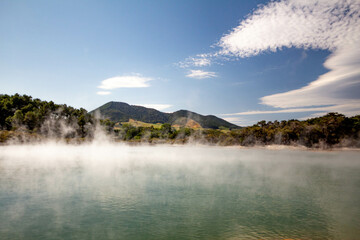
0, 144, 359, 239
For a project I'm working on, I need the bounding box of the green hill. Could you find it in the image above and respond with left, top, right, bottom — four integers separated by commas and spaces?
90, 101, 240, 129
168, 110, 238, 129
91, 102, 169, 123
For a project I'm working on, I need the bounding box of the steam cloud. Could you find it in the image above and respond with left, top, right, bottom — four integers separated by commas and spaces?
0, 144, 359, 239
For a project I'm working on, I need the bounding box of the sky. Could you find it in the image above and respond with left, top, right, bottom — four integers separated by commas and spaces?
1, 0, 359, 126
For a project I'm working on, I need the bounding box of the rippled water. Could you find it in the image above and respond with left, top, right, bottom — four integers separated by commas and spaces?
0, 144, 359, 239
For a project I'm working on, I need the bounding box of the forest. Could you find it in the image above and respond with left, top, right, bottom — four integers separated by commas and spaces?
1, 94, 360, 148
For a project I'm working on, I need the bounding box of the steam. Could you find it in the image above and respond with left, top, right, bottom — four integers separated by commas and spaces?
0, 144, 359, 239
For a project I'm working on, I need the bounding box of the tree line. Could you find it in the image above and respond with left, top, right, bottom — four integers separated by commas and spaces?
1, 94, 360, 148
0, 93, 94, 140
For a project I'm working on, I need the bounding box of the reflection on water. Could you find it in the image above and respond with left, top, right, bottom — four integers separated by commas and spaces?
0, 144, 359, 239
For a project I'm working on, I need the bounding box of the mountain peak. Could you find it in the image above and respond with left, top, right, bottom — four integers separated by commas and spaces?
91, 101, 240, 129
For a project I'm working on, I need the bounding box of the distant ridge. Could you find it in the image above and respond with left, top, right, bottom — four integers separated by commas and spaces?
90, 101, 240, 129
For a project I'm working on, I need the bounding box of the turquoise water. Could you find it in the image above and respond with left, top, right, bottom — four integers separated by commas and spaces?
0, 144, 359, 239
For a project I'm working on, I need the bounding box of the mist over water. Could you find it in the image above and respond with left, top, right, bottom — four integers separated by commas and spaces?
0, 143, 359, 239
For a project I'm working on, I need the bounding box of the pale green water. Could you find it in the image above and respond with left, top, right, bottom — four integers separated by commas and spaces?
0, 144, 359, 240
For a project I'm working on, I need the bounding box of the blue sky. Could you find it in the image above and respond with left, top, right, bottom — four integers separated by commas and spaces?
1, 0, 359, 126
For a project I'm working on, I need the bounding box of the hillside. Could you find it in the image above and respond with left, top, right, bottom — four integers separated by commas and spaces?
90, 101, 240, 129
168, 110, 238, 129
91, 102, 169, 124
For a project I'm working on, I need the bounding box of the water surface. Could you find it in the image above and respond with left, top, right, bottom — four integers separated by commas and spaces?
0, 144, 359, 239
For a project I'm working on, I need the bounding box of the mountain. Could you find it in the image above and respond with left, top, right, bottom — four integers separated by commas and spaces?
168, 110, 238, 129
90, 101, 240, 129
91, 102, 168, 123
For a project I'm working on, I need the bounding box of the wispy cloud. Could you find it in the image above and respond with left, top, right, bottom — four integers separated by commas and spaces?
188, 0, 360, 117
221, 116, 256, 126
222, 117, 244, 124
221, 101, 360, 117
192, 56, 211, 67
135, 104, 172, 111
221, 107, 332, 116
186, 70, 216, 79
184, 56, 211, 68
96, 91, 111, 95
98, 74, 152, 90
178, 54, 212, 68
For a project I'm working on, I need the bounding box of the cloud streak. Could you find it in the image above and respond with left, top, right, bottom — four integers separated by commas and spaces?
96, 91, 111, 95
98, 74, 152, 90
190, 0, 360, 118
135, 104, 172, 111
221, 101, 360, 116
179, 55, 212, 68
186, 70, 217, 79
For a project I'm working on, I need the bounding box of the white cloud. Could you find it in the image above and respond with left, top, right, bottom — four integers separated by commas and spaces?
96, 91, 111, 95
186, 70, 217, 79
222, 116, 256, 126
217, 0, 360, 56
98, 74, 152, 89
222, 117, 244, 124
193, 57, 211, 67
221, 100, 360, 117
178, 55, 212, 68
135, 104, 172, 111
193, 0, 360, 117
222, 107, 330, 116
188, 55, 212, 67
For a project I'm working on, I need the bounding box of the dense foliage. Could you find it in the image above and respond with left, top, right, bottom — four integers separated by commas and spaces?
100, 112, 360, 148
0, 94, 94, 140
1, 94, 359, 148
226, 113, 360, 148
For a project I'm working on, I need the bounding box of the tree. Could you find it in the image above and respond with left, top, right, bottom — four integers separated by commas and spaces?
24, 111, 38, 130
12, 110, 24, 128
77, 114, 86, 136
